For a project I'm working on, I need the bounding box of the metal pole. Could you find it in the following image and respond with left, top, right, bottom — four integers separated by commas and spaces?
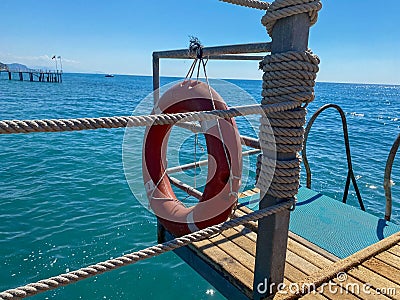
54, 56, 58, 73
384, 134, 400, 221
152, 53, 160, 105
58, 56, 63, 72
153, 42, 271, 59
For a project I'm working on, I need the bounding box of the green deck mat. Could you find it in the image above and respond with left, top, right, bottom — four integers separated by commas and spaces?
238, 187, 400, 259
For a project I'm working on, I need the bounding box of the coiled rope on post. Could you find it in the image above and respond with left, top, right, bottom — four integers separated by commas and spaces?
262, 0, 322, 36
219, 0, 270, 10
256, 0, 321, 199
257, 52, 320, 198
0, 200, 294, 300
0, 102, 297, 135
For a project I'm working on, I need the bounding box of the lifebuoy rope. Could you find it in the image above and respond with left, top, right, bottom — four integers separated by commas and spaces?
200, 55, 240, 216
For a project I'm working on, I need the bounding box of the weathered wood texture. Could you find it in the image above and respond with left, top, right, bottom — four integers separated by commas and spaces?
160, 188, 338, 299
162, 187, 400, 299
302, 242, 400, 300
186, 223, 340, 299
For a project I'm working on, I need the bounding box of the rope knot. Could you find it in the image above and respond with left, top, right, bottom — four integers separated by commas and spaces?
189, 37, 204, 59
262, 0, 322, 36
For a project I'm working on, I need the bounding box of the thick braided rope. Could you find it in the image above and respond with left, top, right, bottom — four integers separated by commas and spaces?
0, 102, 297, 135
261, 0, 322, 36
257, 52, 319, 198
0, 200, 294, 300
219, 0, 270, 10
256, 0, 321, 199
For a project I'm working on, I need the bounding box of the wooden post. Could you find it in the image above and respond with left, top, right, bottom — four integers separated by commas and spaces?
8, 71, 11, 80
19, 72, 23, 81
253, 13, 310, 299
30, 73, 33, 82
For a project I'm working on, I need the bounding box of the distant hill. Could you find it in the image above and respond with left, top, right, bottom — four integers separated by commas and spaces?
0, 62, 8, 70
6, 63, 31, 72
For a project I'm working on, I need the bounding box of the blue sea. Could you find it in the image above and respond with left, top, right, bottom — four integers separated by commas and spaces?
0, 73, 399, 299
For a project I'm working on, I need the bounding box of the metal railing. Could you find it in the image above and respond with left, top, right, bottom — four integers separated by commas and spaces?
302, 104, 365, 211
384, 134, 400, 221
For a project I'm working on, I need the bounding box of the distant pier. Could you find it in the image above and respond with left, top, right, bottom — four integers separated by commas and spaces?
0, 68, 62, 83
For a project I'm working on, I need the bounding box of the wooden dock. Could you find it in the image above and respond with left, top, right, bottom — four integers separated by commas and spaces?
160, 188, 400, 299
0, 69, 62, 83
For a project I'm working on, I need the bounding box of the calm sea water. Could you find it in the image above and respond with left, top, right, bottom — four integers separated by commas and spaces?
0, 73, 399, 299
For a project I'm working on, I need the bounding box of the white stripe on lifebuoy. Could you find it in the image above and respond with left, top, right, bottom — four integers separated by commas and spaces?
153, 106, 162, 114
144, 180, 156, 194
200, 119, 218, 132
186, 211, 200, 232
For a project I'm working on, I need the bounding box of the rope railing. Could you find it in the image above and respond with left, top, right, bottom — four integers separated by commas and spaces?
384, 133, 400, 221
0, 199, 295, 300
219, 0, 270, 10
0, 102, 298, 135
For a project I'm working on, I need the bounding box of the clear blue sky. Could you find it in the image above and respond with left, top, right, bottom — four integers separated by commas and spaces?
1, 0, 399, 84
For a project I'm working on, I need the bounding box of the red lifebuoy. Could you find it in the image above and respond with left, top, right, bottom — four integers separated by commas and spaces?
142, 80, 242, 236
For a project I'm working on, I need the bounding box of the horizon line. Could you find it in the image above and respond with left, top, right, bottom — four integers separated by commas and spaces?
58, 72, 400, 87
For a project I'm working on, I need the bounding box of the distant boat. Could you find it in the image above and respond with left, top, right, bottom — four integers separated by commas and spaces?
105, 74, 114, 78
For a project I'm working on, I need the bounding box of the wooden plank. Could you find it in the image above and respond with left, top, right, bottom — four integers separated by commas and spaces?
163, 231, 249, 300
191, 239, 254, 295
300, 293, 330, 300
347, 265, 400, 300
281, 261, 309, 284
217, 226, 309, 284
231, 224, 257, 242
288, 232, 339, 264
362, 257, 400, 284
236, 206, 339, 264
331, 274, 392, 300
221, 227, 256, 255
320, 284, 361, 300
229, 225, 324, 277
388, 245, 400, 257
192, 236, 308, 297
287, 238, 336, 269
208, 232, 255, 273
235, 208, 258, 232
241, 190, 256, 197
229, 220, 336, 279
375, 251, 400, 270
285, 250, 320, 276
238, 188, 259, 199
